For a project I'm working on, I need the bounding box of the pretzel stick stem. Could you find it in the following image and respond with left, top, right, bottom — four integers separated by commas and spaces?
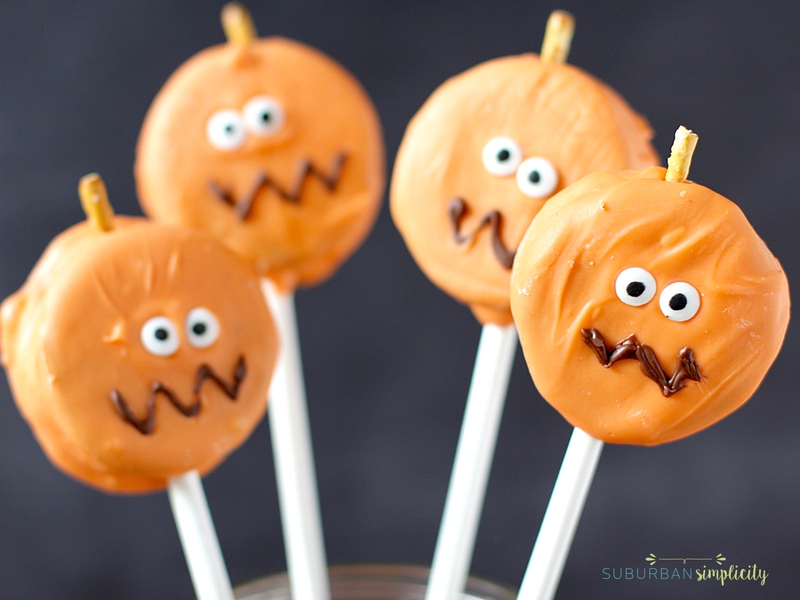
540, 10, 575, 64
665, 125, 699, 183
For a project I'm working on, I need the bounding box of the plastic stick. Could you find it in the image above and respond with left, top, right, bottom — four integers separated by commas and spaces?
263, 280, 331, 600
168, 470, 235, 600
425, 323, 519, 600
516, 428, 604, 600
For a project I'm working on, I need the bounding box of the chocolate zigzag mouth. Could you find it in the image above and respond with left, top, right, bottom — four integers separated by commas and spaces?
581, 329, 701, 397
208, 153, 347, 220
110, 356, 247, 435
448, 197, 516, 269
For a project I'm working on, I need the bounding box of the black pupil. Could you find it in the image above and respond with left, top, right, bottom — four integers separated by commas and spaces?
225, 124, 235, 134
261, 111, 271, 123
192, 323, 207, 336
497, 149, 510, 162
528, 170, 541, 184
155, 328, 169, 341
669, 294, 688, 311
626, 281, 646, 298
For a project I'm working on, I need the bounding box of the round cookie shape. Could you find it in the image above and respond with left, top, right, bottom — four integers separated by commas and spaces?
136, 35, 385, 291
391, 53, 658, 325
1, 216, 278, 493
510, 166, 790, 445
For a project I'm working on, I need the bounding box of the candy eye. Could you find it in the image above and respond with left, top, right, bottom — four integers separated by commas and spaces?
206, 109, 246, 151
482, 137, 523, 176
615, 267, 657, 306
659, 282, 701, 322
141, 317, 180, 357
243, 96, 285, 137
185, 307, 220, 349
516, 157, 559, 198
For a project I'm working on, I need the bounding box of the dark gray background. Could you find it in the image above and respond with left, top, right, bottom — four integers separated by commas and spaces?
0, 1, 798, 598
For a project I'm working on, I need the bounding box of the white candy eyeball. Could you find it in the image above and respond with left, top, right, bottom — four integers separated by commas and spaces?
482, 137, 523, 176
206, 109, 246, 151
141, 317, 180, 357
185, 307, 220, 349
659, 282, 701, 322
615, 267, 657, 306
515, 157, 559, 198
243, 96, 285, 137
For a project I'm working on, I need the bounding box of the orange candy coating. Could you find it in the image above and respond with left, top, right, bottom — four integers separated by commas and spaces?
136, 36, 385, 292
510, 167, 790, 445
391, 54, 658, 325
1, 218, 278, 493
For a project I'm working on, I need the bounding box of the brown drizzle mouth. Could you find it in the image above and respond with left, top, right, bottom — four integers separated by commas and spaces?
448, 197, 516, 269
208, 153, 347, 220
581, 329, 701, 397
110, 356, 247, 435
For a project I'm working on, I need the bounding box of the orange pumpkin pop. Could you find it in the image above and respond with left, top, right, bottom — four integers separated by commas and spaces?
511, 126, 789, 445
391, 12, 657, 326
392, 12, 658, 600
510, 127, 790, 600
135, 3, 385, 292
135, 6, 380, 598
0, 174, 278, 493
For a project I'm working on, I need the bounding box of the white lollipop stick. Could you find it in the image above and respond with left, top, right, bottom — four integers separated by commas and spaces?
168, 470, 235, 600
263, 280, 331, 600
516, 428, 603, 600
425, 323, 518, 600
